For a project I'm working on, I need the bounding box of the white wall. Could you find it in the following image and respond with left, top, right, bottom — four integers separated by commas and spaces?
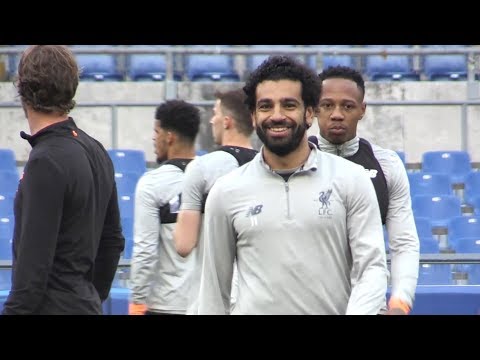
1, 80, 479, 164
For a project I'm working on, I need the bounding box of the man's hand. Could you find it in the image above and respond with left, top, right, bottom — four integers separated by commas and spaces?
129, 303, 147, 315
386, 307, 408, 315
387, 297, 410, 315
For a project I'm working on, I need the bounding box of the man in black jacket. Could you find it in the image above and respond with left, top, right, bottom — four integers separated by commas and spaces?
2, 45, 125, 315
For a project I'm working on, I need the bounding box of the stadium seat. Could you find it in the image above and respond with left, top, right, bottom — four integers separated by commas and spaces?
308, 45, 355, 71
0, 290, 9, 312
464, 172, 480, 206
0, 194, 14, 218
118, 194, 134, 219
0, 171, 19, 195
185, 46, 239, 81
415, 217, 433, 238
108, 149, 146, 176
422, 45, 468, 81
128, 54, 182, 81
421, 150, 472, 184
0, 217, 13, 260
448, 216, 480, 249
0, 149, 16, 173
417, 264, 452, 285
364, 45, 420, 81
412, 195, 462, 228
77, 54, 123, 81
115, 172, 141, 197
408, 172, 452, 197
109, 288, 129, 315
420, 237, 440, 253
120, 216, 133, 259
453, 237, 480, 253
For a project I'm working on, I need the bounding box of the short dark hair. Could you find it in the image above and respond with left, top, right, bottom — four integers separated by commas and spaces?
17, 45, 79, 115
214, 89, 253, 137
243, 55, 321, 113
318, 66, 365, 100
155, 100, 200, 144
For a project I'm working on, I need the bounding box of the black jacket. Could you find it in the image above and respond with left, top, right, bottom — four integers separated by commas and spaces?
2, 118, 125, 315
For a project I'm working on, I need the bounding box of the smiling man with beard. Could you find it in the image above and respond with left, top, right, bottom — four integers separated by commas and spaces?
196, 55, 388, 315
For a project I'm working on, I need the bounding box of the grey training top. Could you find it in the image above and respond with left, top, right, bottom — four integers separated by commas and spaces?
130, 164, 196, 314
180, 150, 242, 314
316, 134, 419, 308
197, 146, 389, 315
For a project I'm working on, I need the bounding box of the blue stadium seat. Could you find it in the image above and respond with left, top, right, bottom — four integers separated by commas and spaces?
0, 290, 9, 312
417, 264, 452, 285
422, 45, 468, 81
449, 216, 480, 242
120, 216, 133, 259
412, 195, 462, 227
114, 172, 141, 197
108, 288, 129, 315
0, 217, 13, 260
108, 149, 146, 176
0, 149, 17, 173
454, 237, 480, 253
185, 46, 239, 81
128, 54, 182, 81
0, 194, 14, 218
0, 269, 11, 291
77, 54, 123, 81
420, 237, 440, 253
421, 150, 472, 184
415, 217, 433, 238
308, 45, 355, 71
408, 172, 452, 197
464, 172, 480, 206
364, 45, 420, 81
0, 171, 19, 195
118, 194, 134, 219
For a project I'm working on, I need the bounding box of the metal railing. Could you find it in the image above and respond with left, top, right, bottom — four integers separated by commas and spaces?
1, 98, 479, 152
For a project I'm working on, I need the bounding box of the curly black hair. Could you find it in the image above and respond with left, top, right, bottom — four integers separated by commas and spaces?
243, 55, 321, 113
318, 65, 365, 99
155, 100, 200, 143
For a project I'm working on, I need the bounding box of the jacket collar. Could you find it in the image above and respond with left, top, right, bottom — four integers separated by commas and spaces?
316, 134, 359, 158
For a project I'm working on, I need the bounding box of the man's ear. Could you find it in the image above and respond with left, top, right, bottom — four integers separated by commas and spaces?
305, 106, 314, 128
167, 131, 175, 145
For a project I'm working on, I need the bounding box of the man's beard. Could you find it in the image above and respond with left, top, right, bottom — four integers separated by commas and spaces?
256, 118, 308, 157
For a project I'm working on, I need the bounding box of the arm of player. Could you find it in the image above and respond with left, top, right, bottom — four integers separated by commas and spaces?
174, 159, 205, 257
346, 166, 389, 315
2, 157, 64, 315
175, 210, 201, 257
384, 153, 419, 313
196, 180, 236, 315
129, 175, 160, 314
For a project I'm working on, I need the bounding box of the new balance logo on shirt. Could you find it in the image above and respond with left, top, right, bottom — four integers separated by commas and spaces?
246, 204, 263, 227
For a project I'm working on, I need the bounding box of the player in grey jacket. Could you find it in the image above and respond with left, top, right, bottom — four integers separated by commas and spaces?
312, 66, 419, 315
197, 55, 388, 315
129, 100, 200, 315
174, 89, 257, 314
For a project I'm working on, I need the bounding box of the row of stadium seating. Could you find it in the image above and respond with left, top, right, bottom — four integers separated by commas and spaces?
2, 148, 480, 261
3, 45, 478, 82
